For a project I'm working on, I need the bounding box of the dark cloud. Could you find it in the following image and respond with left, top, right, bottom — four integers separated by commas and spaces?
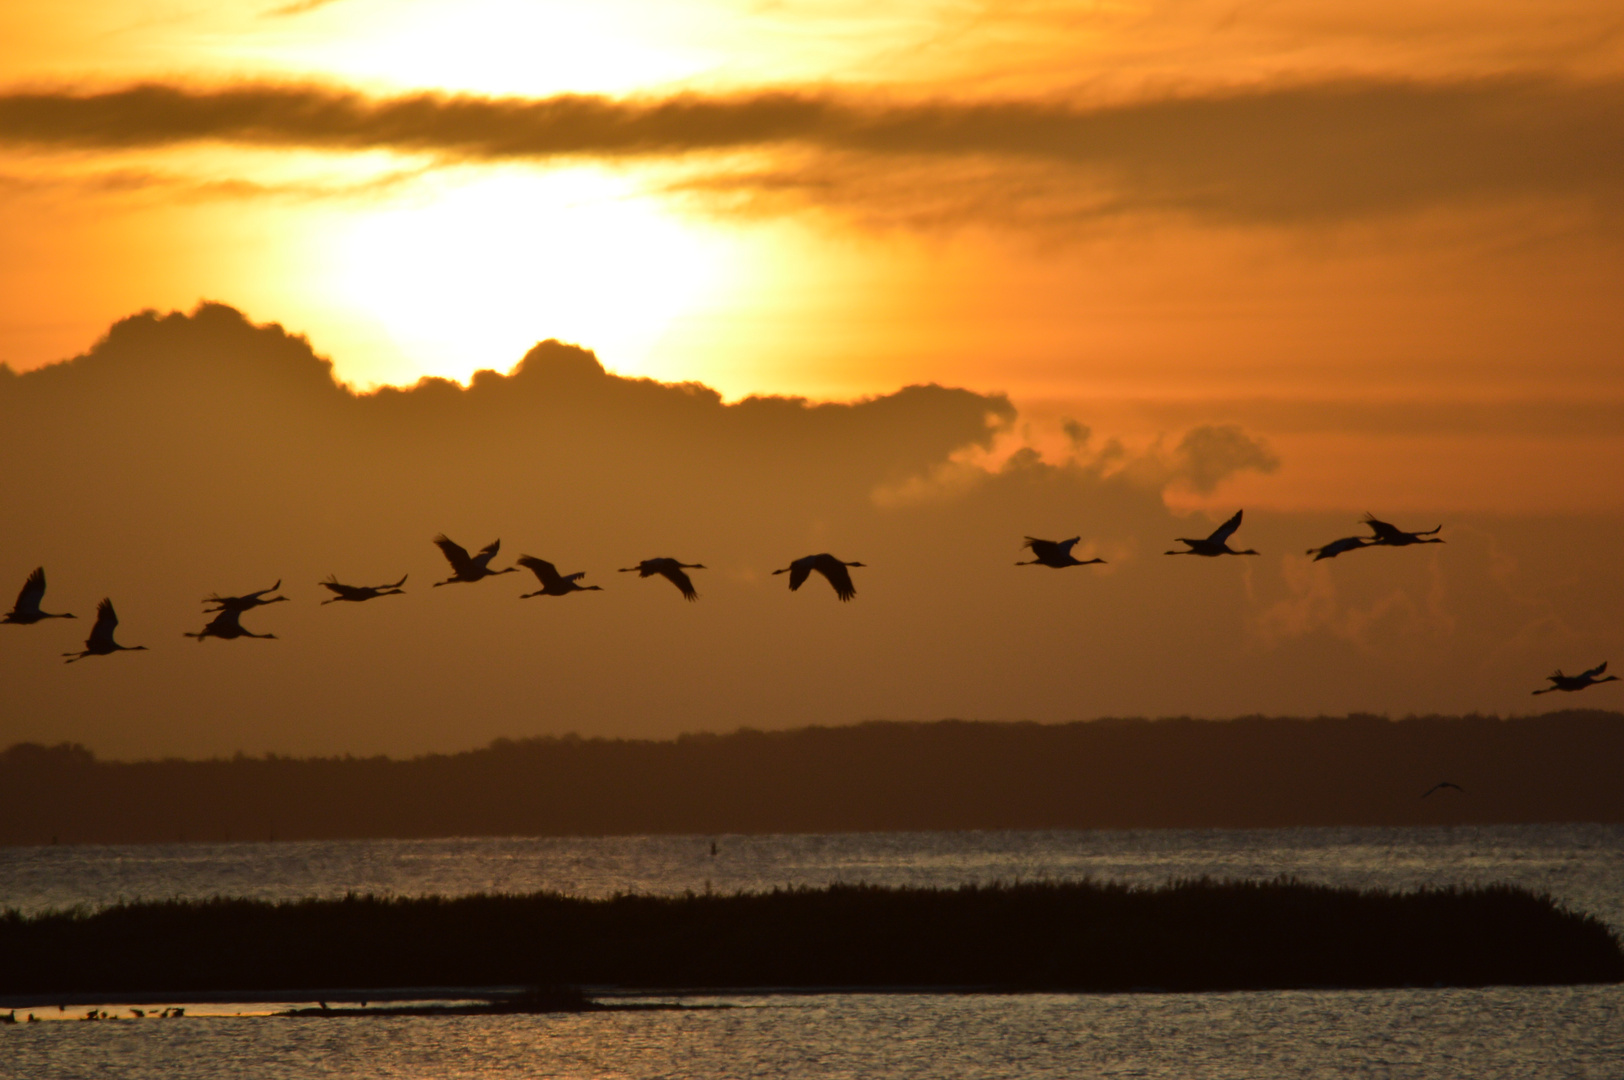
1096, 397, 1624, 440
1167, 425, 1281, 494
1, 77, 1622, 221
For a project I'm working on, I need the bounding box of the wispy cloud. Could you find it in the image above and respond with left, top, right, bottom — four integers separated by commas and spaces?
262, 0, 348, 16
1, 77, 1621, 222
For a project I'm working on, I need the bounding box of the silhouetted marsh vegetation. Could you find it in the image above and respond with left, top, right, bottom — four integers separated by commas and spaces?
5, 711, 1624, 844
3, 879, 1618, 996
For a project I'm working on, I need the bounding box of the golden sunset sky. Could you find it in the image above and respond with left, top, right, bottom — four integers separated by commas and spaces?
1, 0, 1621, 757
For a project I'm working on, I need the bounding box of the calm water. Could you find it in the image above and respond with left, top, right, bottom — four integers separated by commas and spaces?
4, 825, 1622, 1078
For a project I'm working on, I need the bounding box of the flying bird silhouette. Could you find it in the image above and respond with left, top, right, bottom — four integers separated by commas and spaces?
773, 553, 865, 601
1305, 536, 1371, 561
3, 567, 74, 624
1421, 781, 1465, 798
184, 607, 277, 642
619, 558, 706, 601
319, 574, 408, 604
203, 581, 288, 614
62, 599, 146, 663
1165, 510, 1259, 557
1362, 514, 1444, 547
1016, 537, 1106, 569
432, 535, 518, 586
1532, 662, 1620, 695
517, 556, 602, 598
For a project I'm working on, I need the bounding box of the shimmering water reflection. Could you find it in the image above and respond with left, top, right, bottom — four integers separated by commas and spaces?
5, 987, 1622, 1079
5, 824, 1623, 929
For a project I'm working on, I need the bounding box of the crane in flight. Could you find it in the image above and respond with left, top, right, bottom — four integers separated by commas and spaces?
432, 535, 518, 586
203, 581, 288, 614
62, 599, 146, 663
619, 558, 706, 601
3, 567, 74, 624
1165, 510, 1259, 557
1532, 662, 1619, 695
319, 574, 408, 604
773, 554, 865, 601
1421, 781, 1465, 798
185, 607, 277, 642
517, 556, 602, 598
1305, 536, 1371, 561
1016, 537, 1106, 569
1362, 514, 1444, 548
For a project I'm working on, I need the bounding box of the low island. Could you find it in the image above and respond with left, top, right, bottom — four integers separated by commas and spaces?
2, 879, 1619, 1004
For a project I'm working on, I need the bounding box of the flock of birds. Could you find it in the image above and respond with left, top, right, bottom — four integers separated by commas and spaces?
2, 512, 1615, 698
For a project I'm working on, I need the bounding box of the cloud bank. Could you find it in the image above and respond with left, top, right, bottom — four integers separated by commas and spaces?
2, 78, 1622, 221
0, 305, 1614, 758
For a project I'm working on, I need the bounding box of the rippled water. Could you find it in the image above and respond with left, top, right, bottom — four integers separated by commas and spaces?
4, 825, 1622, 1079
4, 823, 1623, 928
6, 988, 1623, 1079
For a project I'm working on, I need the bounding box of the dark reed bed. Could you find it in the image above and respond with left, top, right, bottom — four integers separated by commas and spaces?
3, 879, 1619, 996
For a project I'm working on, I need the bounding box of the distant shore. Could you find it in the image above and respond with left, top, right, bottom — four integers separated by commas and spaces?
3, 880, 1619, 999
7, 712, 1624, 844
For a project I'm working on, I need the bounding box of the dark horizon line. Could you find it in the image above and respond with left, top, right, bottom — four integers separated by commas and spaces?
6, 707, 1619, 767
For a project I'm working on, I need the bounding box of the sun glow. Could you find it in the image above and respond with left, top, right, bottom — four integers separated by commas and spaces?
326, 166, 737, 388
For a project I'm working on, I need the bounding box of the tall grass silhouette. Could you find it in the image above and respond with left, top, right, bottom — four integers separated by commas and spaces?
2, 879, 1618, 995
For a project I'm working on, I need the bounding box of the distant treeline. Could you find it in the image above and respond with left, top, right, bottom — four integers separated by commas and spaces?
3, 880, 1619, 995
3, 711, 1622, 845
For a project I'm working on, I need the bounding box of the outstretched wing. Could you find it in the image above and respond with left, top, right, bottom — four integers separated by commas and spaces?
787, 558, 813, 592
206, 608, 244, 633
87, 598, 119, 648
433, 535, 474, 575
658, 564, 698, 601
1309, 536, 1368, 561
1023, 537, 1079, 561
1206, 509, 1244, 544
1361, 513, 1404, 543
320, 578, 368, 600
815, 556, 857, 602
472, 540, 502, 571
517, 555, 564, 588
1582, 661, 1609, 679
12, 567, 46, 615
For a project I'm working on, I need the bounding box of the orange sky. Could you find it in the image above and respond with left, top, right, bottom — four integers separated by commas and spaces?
3, 1, 1623, 516
1, 1, 1622, 756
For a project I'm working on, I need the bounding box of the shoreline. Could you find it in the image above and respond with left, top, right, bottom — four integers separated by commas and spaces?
7, 979, 1623, 1014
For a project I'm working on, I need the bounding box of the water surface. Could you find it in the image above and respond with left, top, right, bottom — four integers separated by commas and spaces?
5, 825, 1620, 1079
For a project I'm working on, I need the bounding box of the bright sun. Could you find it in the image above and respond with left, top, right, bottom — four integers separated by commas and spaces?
326, 166, 734, 388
